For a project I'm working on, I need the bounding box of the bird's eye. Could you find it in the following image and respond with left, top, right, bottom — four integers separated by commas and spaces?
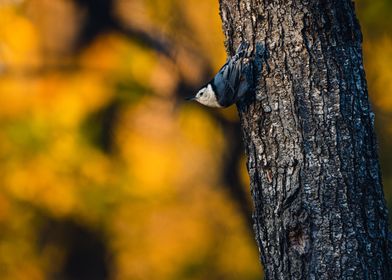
200, 92, 204, 96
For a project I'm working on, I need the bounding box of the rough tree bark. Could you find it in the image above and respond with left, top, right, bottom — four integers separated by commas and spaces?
218, 0, 392, 279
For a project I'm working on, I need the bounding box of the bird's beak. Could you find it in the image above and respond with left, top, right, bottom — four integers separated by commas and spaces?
185, 96, 196, 101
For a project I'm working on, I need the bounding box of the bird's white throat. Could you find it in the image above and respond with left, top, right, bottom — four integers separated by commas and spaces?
195, 84, 222, 108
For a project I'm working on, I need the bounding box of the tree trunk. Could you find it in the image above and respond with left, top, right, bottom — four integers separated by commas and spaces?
218, 0, 392, 279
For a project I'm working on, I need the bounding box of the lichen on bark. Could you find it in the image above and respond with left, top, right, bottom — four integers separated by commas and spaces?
218, 0, 392, 278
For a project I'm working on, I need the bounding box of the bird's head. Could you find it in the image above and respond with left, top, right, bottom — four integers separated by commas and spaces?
186, 84, 222, 108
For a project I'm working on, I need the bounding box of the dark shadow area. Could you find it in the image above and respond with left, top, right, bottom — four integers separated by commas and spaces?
72, 0, 172, 57
38, 217, 111, 280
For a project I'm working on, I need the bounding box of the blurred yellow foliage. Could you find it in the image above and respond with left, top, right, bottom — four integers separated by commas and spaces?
364, 37, 392, 110
0, 1, 262, 279
0, 6, 40, 68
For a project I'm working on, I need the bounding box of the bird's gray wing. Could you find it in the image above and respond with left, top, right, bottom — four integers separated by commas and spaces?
214, 42, 253, 106
215, 57, 245, 107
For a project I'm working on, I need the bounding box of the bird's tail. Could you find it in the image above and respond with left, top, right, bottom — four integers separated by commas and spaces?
232, 42, 250, 60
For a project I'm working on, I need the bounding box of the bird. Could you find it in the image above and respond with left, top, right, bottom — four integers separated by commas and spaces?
186, 42, 257, 108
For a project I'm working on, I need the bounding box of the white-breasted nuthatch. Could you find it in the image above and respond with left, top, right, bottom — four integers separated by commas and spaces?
186, 42, 260, 108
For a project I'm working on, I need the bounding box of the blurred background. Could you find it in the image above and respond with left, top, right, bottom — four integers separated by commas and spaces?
0, 0, 390, 279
